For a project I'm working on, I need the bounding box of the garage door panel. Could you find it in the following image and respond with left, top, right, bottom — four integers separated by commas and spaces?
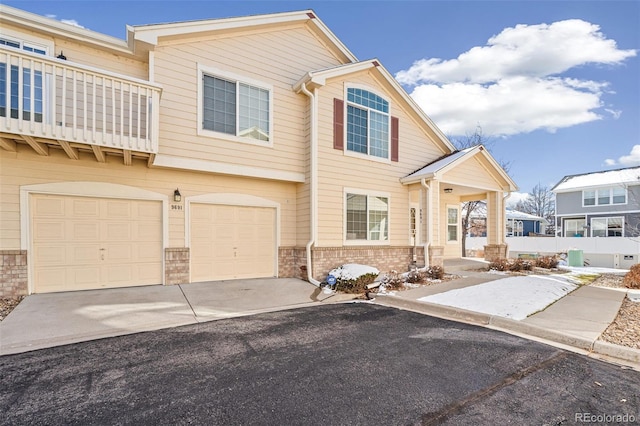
73, 223, 100, 240
191, 204, 275, 282
72, 199, 100, 217
32, 194, 162, 293
33, 221, 65, 240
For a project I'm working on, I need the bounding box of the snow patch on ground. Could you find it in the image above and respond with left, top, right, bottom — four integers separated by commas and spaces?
328, 264, 379, 280
418, 274, 581, 320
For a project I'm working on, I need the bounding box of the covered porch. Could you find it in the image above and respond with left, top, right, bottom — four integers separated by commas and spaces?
402, 145, 518, 266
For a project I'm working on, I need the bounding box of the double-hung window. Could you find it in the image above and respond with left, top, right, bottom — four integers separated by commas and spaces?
200, 67, 272, 143
447, 206, 459, 242
346, 88, 389, 159
345, 192, 389, 242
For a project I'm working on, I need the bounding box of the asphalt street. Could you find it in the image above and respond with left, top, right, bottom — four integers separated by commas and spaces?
1, 303, 638, 425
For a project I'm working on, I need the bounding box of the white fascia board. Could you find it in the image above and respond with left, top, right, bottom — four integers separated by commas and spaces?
293, 61, 376, 91
0, 4, 133, 54
132, 10, 314, 45
152, 154, 305, 183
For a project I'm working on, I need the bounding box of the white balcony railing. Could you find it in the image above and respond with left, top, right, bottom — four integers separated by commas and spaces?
0, 46, 161, 153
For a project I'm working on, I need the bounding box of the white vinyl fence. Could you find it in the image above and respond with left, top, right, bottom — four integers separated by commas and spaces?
466, 237, 639, 269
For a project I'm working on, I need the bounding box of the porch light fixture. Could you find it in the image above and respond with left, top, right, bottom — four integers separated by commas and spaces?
444, 188, 453, 194
173, 188, 181, 202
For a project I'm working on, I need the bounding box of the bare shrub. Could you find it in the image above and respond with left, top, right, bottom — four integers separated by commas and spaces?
623, 264, 640, 289
535, 256, 559, 269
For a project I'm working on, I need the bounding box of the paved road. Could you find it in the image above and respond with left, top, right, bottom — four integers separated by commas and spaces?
1, 304, 638, 425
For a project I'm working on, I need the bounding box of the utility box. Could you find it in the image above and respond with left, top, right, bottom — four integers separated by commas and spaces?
568, 249, 584, 267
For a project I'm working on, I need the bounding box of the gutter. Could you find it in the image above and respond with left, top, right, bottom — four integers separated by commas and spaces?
297, 83, 321, 286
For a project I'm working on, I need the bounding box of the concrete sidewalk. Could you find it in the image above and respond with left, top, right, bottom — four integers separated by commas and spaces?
373, 259, 639, 367
0, 278, 347, 356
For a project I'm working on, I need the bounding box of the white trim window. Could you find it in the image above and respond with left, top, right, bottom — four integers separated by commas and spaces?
564, 218, 586, 237
346, 87, 390, 159
591, 217, 623, 237
198, 65, 273, 145
447, 205, 459, 242
345, 191, 389, 243
583, 187, 626, 206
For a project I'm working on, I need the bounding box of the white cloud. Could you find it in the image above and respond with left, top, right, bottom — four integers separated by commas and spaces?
506, 192, 530, 208
45, 14, 85, 29
396, 19, 637, 137
605, 145, 640, 166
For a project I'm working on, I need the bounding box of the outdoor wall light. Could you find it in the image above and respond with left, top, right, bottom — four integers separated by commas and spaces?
444, 188, 453, 193
173, 188, 181, 202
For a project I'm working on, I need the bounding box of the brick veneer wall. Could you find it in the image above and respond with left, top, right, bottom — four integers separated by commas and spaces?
165, 248, 190, 285
484, 244, 508, 261
309, 246, 426, 282
1, 250, 28, 297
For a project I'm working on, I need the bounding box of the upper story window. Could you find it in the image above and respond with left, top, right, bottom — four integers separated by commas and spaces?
0, 37, 47, 55
583, 187, 626, 207
199, 65, 272, 145
346, 88, 389, 159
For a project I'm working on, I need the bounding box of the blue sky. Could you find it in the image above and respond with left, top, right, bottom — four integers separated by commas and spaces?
5, 0, 638, 202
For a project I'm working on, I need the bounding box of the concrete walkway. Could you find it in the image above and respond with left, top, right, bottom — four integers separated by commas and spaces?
0, 278, 347, 356
374, 258, 639, 367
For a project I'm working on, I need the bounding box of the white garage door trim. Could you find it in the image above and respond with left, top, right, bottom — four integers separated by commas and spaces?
185, 193, 280, 282
20, 182, 169, 294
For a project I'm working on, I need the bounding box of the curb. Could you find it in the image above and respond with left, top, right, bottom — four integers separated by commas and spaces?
372, 294, 640, 368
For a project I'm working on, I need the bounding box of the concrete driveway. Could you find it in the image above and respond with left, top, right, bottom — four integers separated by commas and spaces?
0, 278, 335, 355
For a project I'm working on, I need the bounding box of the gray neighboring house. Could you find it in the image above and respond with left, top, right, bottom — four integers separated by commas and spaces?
552, 166, 640, 238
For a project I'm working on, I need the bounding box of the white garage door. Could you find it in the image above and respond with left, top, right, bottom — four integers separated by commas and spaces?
31, 194, 163, 293
190, 204, 276, 282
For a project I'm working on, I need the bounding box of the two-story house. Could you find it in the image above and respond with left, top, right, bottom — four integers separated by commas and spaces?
552, 166, 640, 237
0, 6, 516, 297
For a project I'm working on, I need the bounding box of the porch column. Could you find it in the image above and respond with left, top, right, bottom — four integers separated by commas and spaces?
427, 180, 444, 267
484, 191, 507, 261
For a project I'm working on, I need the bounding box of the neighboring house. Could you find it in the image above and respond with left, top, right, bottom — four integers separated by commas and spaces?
466, 203, 549, 237
0, 6, 516, 297
552, 166, 640, 237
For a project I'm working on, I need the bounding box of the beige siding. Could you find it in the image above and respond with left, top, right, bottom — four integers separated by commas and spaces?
152, 24, 343, 177
441, 157, 503, 191
314, 71, 447, 247
0, 22, 148, 80
0, 147, 297, 250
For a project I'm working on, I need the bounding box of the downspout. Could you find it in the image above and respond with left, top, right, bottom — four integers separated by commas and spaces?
421, 178, 431, 268
299, 83, 321, 286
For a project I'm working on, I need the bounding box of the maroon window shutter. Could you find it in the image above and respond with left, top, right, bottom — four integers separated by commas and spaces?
391, 116, 399, 162
333, 98, 344, 150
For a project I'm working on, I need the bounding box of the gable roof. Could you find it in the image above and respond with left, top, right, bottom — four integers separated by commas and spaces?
552, 166, 640, 192
293, 59, 456, 153
400, 145, 517, 191
130, 10, 357, 63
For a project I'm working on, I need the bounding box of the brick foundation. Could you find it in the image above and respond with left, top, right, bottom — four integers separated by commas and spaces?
0, 250, 28, 298
428, 245, 444, 268
165, 248, 190, 285
484, 244, 508, 262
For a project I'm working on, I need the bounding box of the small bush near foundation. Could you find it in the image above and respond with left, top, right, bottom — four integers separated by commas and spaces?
623, 264, 640, 289
535, 256, 559, 269
489, 258, 533, 272
380, 270, 405, 290
425, 265, 445, 280
335, 273, 378, 293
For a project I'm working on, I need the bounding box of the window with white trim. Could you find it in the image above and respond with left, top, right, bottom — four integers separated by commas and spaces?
583, 187, 626, 206
591, 217, 623, 237
201, 70, 271, 142
447, 205, 459, 242
346, 88, 389, 159
564, 218, 586, 237
346, 192, 389, 241
0, 37, 46, 122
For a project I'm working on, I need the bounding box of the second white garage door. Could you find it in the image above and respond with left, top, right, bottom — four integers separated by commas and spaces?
190, 204, 276, 282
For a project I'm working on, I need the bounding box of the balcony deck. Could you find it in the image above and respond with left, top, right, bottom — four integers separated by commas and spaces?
0, 46, 161, 164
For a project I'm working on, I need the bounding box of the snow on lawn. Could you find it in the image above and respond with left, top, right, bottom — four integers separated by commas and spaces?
417, 274, 582, 320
